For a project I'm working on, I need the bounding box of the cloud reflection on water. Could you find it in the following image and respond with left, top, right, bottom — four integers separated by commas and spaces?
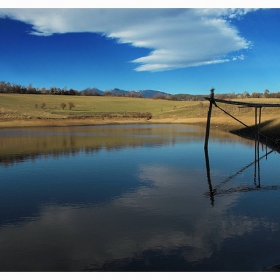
0, 162, 278, 271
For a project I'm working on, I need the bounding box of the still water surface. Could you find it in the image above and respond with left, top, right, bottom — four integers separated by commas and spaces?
0, 124, 280, 271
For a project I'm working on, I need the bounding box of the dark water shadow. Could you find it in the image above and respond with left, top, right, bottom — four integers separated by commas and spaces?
230, 119, 280, 144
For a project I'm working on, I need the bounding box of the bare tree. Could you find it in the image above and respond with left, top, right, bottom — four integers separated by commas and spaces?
60, 103, 66, 110
264, 89, 270, 98
68, 102, 75, 110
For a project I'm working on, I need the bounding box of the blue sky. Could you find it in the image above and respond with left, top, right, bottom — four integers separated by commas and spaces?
0, 4, 280, 95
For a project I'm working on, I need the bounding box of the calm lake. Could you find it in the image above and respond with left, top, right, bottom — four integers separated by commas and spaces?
0, 124, 280, 272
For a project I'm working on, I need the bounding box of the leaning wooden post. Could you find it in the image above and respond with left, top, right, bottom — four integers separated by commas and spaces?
204, 88, 215, 150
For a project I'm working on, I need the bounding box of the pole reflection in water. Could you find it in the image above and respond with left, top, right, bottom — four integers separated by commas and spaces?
204, 146, 215, 206
204, 135, 279, 205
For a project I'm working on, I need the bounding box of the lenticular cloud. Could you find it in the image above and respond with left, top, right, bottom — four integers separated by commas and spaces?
0, 8, 256, 72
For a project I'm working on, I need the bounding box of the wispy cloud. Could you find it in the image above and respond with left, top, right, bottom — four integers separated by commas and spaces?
0, 8, 258, 71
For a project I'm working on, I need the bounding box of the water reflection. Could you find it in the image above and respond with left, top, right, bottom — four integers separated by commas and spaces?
205, 134, 280, 206
0, 124, 280, 271
0, 124, 249, 166
0, 163, 278, 271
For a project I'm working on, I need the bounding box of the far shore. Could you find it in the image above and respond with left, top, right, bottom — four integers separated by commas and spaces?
1, 116, 280, 142
1, 94, 280, 142
0, 116, 229, 130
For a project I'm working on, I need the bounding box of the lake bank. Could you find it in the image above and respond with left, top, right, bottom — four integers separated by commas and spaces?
0, 94, 280, 141
1, 115, 280, 142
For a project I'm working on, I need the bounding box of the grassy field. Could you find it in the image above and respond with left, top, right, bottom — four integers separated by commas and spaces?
1, 93, 280, 139
0, 93, 203, 118
0, 93, 205, 123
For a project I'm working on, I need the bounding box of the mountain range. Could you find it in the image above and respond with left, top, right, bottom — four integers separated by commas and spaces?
81, 87, 170, 98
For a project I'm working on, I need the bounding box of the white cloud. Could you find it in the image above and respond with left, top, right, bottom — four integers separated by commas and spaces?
0, 8, 257, 71
232, 54, 245, 61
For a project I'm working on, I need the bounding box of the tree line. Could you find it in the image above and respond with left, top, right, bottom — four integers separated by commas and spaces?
1, 81, 280, 100
0, 81, 80, 95
0, 81, 143, 97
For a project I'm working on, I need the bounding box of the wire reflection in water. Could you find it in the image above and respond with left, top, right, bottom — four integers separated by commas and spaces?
204, 136, 280, 205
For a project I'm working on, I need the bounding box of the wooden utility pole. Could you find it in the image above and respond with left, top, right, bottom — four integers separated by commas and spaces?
204, 88, 215, 150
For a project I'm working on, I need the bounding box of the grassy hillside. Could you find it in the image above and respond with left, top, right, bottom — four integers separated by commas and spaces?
1, 93, 280, 139
0, 93, 203, 120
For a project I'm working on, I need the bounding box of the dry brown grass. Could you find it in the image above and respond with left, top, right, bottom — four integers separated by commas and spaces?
1, 94, 280, 139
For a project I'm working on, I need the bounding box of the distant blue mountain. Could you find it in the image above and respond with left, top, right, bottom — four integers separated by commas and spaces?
136, 89, 170, 98
81, 87, 104, 96
81, 87, 170, 98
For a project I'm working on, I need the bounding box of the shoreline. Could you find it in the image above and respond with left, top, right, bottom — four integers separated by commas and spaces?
0, 116, 280, 142
0, 117, 208, 128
